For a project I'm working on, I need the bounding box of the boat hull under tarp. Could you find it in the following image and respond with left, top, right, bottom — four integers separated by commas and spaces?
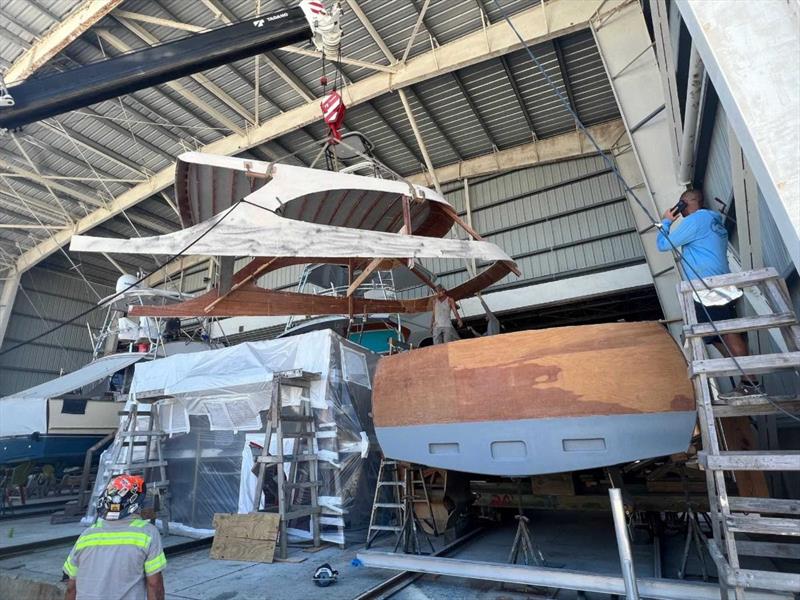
372, 322, 696, 476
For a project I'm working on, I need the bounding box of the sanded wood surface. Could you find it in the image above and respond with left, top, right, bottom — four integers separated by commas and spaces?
373, 322, 695, 427
210, 513, 279, 563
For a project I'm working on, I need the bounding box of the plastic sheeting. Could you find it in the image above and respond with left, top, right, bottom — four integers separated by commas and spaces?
0, 353, 145, 437
89, 330, 379, 543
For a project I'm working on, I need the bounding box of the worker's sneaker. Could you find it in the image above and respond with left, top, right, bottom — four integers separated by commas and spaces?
717, 381, 766, 402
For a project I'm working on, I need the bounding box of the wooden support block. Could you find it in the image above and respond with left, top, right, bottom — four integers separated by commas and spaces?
211, 513, 279, 563
210, 536, 277, 563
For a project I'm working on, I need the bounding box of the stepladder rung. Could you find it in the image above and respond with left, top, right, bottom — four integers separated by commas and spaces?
726, 515, 800, 537
684, 313, 798, 337
283, 507, 321, 520
284, 481, 321, 489
119, 430, 164, 437
374, 503, 403, 509
678, 267, 781, 291
689, 352, 800, 377
699, 451, 800, 471
728, 496, 800, 515
377, 481, 405, 487
729, 568, 800, 593
735, 540, 800, 560
712, 395, 800, 417
369, 525, 402, 532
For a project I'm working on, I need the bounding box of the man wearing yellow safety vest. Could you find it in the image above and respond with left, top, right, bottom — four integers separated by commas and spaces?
63, 475, 166, 600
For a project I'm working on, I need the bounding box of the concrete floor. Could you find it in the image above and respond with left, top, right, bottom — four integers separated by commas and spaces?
0, 510, 725, 600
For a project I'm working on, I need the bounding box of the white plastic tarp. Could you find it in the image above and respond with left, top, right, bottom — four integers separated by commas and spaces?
130, 332, 332, 411
69, 203, 513, 262
0, 353, 146, 437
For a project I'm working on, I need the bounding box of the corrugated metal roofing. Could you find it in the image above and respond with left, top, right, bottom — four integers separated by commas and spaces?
0, 0, 620, 287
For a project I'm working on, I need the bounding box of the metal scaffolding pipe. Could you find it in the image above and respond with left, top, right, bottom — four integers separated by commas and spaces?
678, 44, 705, 185
357, 551, 791, 600
610, 487, 640, 600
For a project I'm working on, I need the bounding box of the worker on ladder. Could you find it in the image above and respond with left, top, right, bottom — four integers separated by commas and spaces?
63, 475, 166, 600
656, 189, 762, 399
430, 285, 463, 344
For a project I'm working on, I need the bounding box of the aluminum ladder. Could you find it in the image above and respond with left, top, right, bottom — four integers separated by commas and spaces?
252, 369, 322, 558
679, 267, 800, 597
366, 458, 437, 548
106, 401, 171, 531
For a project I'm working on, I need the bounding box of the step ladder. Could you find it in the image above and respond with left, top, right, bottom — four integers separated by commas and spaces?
252, 369, 322, 559
679, 267, 800, 597
105, 401, 171, 531
366, 458, 437, 548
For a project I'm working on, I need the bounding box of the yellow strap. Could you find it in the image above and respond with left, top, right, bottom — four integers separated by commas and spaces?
144, 552, 167, 574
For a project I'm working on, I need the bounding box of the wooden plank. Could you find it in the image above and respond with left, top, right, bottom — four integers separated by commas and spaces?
346, 257, 386, 297
678, 268, 778, 291
373, 322, 695, 427
726, 515, 800, 537
210, 535, 277, 562
699, 451, 800, 471
212, 513, 280, 540
713, 398, 800, 417
689, 352, 800, 377
728, 496, 800, 515
683, 313, 797, 337
736, 540, 800, 559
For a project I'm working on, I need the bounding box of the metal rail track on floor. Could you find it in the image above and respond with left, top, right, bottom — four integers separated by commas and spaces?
353, 527, 485, 600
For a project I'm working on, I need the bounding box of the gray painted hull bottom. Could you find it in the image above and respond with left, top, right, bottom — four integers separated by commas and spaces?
376, 412, 696, 476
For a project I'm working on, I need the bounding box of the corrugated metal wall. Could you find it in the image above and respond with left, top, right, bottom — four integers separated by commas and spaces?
399, 154, 647, 297
0, 268, 111, 396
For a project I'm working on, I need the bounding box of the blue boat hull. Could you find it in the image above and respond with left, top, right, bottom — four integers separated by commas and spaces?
0, 434, 110, 466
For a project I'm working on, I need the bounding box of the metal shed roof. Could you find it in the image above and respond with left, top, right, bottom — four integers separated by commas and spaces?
0, 0, 620, 287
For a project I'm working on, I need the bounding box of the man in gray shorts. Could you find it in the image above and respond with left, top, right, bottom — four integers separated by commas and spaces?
430, 285, 463, 344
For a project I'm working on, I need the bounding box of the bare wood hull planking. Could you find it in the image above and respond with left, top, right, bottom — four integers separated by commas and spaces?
372, 322, 696, 476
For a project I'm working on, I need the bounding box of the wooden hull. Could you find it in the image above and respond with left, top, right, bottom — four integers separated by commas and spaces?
373, 322, 696, 475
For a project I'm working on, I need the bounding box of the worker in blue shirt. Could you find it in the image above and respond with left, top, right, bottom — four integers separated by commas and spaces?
657, 189, 762, 399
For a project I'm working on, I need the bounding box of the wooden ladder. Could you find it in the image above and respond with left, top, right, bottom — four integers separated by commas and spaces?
252, 369, 322, 559
106, 401, 171, 531
678, 267, 800, 597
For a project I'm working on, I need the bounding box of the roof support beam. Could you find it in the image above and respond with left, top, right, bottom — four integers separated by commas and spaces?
407, 119, 624, 186
0, 156, 105, 209
551, 38, 579, 118
4, 0, 124, 84
94, 28, 246, 136
499, 55, 537, 140
398, 88, 442, 193
13, 0, 603, 274
344, 0, 397, 64
451, 72, 499, 148
115, 16, 256, 125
